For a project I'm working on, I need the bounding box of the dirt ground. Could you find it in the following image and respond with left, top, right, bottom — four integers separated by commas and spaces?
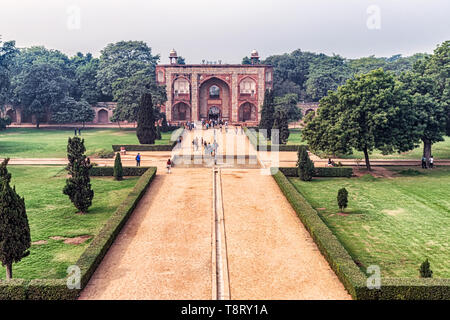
220, 169, 351, 300
79, 168, 213, 300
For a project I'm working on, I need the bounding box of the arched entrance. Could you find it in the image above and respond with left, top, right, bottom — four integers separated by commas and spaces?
172, 102, 191, 121
6, 109, 17, 123
199, 77, 230, 121
98, 109, 109, 123
208, 106, 220, 121
238, 102, 257, 122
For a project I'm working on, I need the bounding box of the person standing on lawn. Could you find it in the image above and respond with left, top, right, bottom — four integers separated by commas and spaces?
136, 153, 141, 167
429, 155, 434, 169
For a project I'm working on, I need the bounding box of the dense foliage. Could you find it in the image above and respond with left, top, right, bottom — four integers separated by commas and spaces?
258, 89, 275, 139
113, 152, 123, 181
136, 93, 157, 144
303, 69, 420, 170
63, 137, 94, 214
297, 146, 314, 181
0, 159, 31, 279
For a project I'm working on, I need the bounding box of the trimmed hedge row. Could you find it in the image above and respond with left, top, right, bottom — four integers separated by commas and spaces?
272, 170, 367, 299
112, 128, 184, 152
112, 142, 176, 152
279, 166, 353, 177
0, 167, 157, 300
90, 166, 152, 176
272, 169, 450, 300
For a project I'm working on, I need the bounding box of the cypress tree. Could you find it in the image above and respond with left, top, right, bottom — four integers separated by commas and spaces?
114, 152, 123, 181
0, 159, 31, 280
297, 146, 315, 181
161, 113, 169, 132
137, 93, 157, 144
63, 137, 94, 214
419, 259, 433, 278
156, 124, 162, 140
259, 89, 275, 140
337, 188, 349, 211
273, 109, 290, 144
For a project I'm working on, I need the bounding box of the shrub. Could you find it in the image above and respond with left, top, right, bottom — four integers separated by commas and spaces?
96, 149, 115, 159
113, 153, 123, 181
90, 166, 152, 176
337, 188, 348, 211
420, 259, 433, 278
0, 159, 31, 280
297, 146, 314, 181
136, 93, 157, 144
315, 167, 353, 177
63, 137, 94, 214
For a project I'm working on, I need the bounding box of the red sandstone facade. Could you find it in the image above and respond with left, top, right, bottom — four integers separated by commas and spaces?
156, 50, 273, 125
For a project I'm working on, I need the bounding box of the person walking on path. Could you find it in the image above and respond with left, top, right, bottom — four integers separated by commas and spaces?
166, 158, 172, 174
136, 153, 141, 167
429, 155, 434, 169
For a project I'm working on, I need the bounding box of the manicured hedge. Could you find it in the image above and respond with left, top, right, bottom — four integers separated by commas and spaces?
112, 142, 175, 152
0, 167, 157, 300
112, 128, 184, 152
90, 166, 152, 176
279, 166, 353, 177
0, 279, 27, 300
272, 169, 450, 300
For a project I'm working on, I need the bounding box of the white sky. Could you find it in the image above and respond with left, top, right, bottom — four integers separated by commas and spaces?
0, 0, 449, 63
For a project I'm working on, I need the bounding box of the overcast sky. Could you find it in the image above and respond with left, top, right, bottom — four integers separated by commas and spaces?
0, 0, 449, 63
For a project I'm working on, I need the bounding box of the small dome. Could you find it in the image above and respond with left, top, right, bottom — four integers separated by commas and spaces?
169, 49, 178, 57
251, 49, 259, 57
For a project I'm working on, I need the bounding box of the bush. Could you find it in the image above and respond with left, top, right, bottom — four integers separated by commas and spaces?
113, 153, 123, 181
96, 149, 115, 159
420, 259, 433, 278
278, 167, 353, 178
337, 188, 348, 211
90, 166, 152, 177
297, 147, 314, 181
315, 167, 353, 177
112, 142, 177, 152
0, 279, 27, 300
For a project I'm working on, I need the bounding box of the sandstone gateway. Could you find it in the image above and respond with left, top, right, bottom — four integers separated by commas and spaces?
156, 49, 274, 126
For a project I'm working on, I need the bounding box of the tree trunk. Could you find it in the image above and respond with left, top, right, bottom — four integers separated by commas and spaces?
363, 147, 372, 171
423, 137, 432, 166
6, 263, 12, 280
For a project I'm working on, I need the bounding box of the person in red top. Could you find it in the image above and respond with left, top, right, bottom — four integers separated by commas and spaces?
166, 158, 172, 174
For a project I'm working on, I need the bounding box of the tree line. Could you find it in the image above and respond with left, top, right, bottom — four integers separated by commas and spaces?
0, 39, 166, 128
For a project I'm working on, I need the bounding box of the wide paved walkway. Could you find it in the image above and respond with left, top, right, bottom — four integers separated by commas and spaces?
79, 127, 350, 300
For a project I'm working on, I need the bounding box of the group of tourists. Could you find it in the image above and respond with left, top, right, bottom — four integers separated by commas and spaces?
421, 155, 434, 169
185, 121, 196, 131
191, 136, 219, 157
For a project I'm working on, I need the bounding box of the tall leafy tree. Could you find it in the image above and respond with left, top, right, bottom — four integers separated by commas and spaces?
303, 69, 420, 171
297, 146, 314, 181
0, 158, 31, 280
272, 108, 290, 144
274, 93, 302, 122
97, 41, 160, 98
259, 89, 275, 139
110, 66, 166, 123
63, 137, 94, 214
17, 63, 70, 128
136, 93, 157, 144
0, 39, 17, 130
51, 97, 95, 126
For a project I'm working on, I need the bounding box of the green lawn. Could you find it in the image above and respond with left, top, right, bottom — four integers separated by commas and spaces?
252, 128, 305, 145
0, 128, 174, 158
289, 167, 450, 279
0, 166, 139, 279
